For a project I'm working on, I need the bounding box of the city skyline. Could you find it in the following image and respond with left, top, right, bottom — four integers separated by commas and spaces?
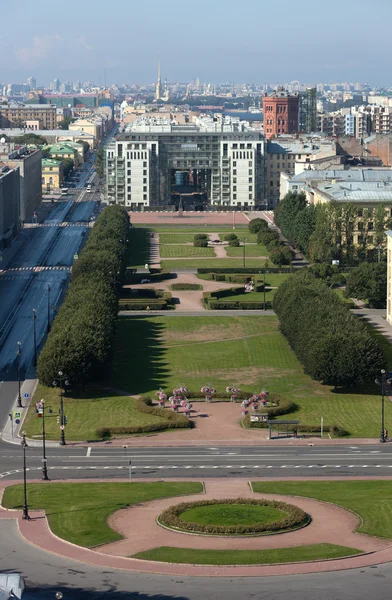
0, 0, 390, 85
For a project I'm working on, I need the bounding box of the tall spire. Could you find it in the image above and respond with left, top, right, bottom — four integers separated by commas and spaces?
155, 58, 163, 101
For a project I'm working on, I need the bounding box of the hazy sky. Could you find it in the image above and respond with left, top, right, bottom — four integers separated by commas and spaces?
0, 0, 390, 86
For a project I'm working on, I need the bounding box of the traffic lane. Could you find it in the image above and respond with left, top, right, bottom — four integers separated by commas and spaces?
0, 381, 18, 426
0, 517, 391, 600
68, 201, 96, 223
9, 227, 61, 268
0, 273, 32, 330
44, 200, 73, 224
43, 227, 87, 267
0, 271, 68, 375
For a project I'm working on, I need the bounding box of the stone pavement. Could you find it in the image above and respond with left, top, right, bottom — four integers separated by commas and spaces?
1, 477, 392, 578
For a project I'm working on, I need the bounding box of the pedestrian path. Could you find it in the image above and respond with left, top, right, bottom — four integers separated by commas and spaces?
149, 233, 160, 268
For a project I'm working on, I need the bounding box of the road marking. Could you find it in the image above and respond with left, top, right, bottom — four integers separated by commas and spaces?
86, 447, 91, 457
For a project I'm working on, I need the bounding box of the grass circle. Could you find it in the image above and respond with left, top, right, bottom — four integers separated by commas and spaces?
158, 497, 309, 536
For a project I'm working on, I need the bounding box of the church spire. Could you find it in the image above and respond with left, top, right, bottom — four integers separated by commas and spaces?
155, 59, 163, 101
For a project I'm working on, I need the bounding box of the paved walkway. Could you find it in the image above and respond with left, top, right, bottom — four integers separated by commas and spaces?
209, 233, 228, 258
149, 232, 160, 269
353, 308, 392, 343
1, 477, 392, 578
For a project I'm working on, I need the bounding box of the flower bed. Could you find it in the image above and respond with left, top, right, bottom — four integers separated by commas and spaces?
158, 497, 309, 536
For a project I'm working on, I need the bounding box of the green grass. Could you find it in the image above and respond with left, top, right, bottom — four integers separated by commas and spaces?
179, 503, 285, 526
23, 384, 173, 442
133, 543, 361, 565
218, 288, 276, 302
2, 482, 202, 548
159, 234, 197, 244
252, 481, 392, 539
111, 315, 392, 437
160, 245, 215, 258
161, 258, 267, 269
226, 245, 269, 257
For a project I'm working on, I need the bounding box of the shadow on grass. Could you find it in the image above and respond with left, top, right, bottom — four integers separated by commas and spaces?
127, 227, 151, 267
110, 316, 169, 394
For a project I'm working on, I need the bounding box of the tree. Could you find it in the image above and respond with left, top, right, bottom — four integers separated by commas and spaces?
270, 246, 293, 266
248, 218, 269, 235
12, 133, 47, 146
345, 262, 387, 307
95, 147, 104, 178
62, 158, 74, 178
58, 117, 75, 130
76, 140, 90, 155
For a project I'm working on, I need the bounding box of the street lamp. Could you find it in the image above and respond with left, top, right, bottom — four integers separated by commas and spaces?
47, 283, 52, 334
52, 371, 70, 446
375, 369, 391, 443
21, 432, 29, 520
33, 309, 37, 367
17, 342, 22, 408
40, 399, 49, 480
241, 237, 247, 269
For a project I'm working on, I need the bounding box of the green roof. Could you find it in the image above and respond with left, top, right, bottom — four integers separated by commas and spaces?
42, 158, 62, 167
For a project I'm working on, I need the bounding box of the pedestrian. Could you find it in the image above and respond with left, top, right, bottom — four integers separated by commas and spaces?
384, 428, 389, 441
145, 263, 149, 270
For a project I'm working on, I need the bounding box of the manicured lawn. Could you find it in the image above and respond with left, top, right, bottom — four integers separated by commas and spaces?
179, 503, 285, 526
2, 482, 202, 548
133, 543, 361, 565
218, 288, 276, 302
263, 273, 291, 287
161, 258, 267, 269
252, 481, 392, 539
127, 228, 151, 268
226, 244, 269, 257
160, 245, 215, 258
111, 315, 392, 437
23, 384, 172, 442
159, 234, 196, 244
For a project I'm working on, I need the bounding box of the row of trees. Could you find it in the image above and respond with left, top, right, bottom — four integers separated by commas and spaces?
37, 205, 130, 387
248, 218, 294, 265
274, 191, 392, 265
273, 270, 386, 387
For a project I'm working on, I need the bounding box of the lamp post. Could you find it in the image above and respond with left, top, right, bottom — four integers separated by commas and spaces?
33, 309, 37, 367
241, 237, 247, 268
47, 283, 51, 334
17, 342, 22, 408
21, 432, 29, 520
40, 399, 49, 480
375, 369, 391, 443
52, 371, 69, 446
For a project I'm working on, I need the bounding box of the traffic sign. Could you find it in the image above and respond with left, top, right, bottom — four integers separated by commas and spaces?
14, 411, 21, 419
60, 425, 65, 430
74, 254, 79, 260
24, 393, 29, 398
15, 419, 20, 424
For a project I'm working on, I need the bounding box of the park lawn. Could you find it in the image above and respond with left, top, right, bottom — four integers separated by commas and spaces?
159, 245, 215, 258
127, 228, 151, 268
218, 288, 276, 302
252, 481, 392, 539
23, 384, 171, 442
263, 273, 291, 287
133, 543, 361, 565
111, 315, 392, 437
161, 258, 267, 269
2, 482, 202, 548
159, 234, 197, 244
179, 503, 284, 526
226, 244, 269, 257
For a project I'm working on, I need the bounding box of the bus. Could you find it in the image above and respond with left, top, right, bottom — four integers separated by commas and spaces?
61, 188, 68, 195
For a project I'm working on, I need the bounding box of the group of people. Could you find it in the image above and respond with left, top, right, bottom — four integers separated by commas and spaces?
244, 280, 255, 292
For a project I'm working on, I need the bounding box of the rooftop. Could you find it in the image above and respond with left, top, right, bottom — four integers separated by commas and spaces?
289, 168, 392, 183
315, 180, 392, 203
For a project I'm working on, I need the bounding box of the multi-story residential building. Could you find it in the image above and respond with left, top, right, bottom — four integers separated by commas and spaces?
317, 111, 345, 137
266, 136, 338, 206
0, 103, 57, 129
105, 115, 266, 209
0, 166, 20, 248
262, 89, 299, 139
298, 87, 317, 134
0, 142, 42, 222
46, 143, 79, 167
41, 158, 63, 192
27, 77, 36, 90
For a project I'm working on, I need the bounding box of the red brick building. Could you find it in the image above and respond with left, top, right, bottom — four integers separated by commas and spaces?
262, 90, 299, 139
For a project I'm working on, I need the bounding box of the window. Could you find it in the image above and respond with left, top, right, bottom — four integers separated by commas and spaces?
233, 186, 237, 192
143, 170, 147, 176
368, 222, 374, 231
249, 186, 252, 191
249, 170, 252, 175
143, 194, 147, 200
233, 170, 237, 175
358, 222, 364, 231
233, 194, 237, 200
143, 178, 147, 184
143, 186, 147, 192
240, 143, 245, 149
233, 161, 236, 167
249, 177, 252, 182
143, 161, 147, 167
249, 193, 252, 199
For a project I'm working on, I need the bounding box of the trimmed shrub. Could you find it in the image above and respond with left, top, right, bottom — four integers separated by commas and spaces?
214, 274, 226, 281
270, 246, 293, 266
258, 230, 279, 246
170, 283, 202, 291
228, 238, 240, 247
194, 238, 209, 247
223, 233, 238, 241
249, 218, 269, 235
194, 234, 208, 240
158, 498, 309, 535
118, 301, 168, 310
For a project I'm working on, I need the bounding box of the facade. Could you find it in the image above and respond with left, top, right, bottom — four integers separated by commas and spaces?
0, 103, 56, 129
298, 88, 317, 134
0, 166, 20, 248
386, 231, 392, 325
105, 116, 266, 209
69, 118, 102, 146
41, 158, 63, 191
0, 143, 42, 222
262, 90, 299, 139
0, 128, 95, 147
266, 136, 338, 206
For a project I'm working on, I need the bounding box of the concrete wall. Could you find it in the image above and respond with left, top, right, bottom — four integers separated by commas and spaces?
0, 168, 20, 248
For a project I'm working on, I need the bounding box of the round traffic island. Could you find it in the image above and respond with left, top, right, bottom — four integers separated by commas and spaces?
158, 497, 309, 536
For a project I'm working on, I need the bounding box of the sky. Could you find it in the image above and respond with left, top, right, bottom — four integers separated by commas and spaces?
0, 0, 391, 87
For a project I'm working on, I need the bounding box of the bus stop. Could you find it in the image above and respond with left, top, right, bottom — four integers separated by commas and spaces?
268, 419, 300, 440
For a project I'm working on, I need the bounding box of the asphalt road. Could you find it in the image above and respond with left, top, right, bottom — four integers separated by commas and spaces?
0, 443, 391, 480
1, 517, 392, 599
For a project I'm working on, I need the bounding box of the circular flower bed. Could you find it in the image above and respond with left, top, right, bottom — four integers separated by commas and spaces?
158, 497, 309, 536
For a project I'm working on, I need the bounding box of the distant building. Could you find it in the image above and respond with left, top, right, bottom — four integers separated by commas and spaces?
262, 89, 299, 139
27, 76, 36, 90
0, 103, 56, 130
41, 158, 63, 192
0, 166, 20, 249
0, 142, 42, 222
298, 87, 317, 134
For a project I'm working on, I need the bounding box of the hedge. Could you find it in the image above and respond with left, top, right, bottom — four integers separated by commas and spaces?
245, 416, 348, 437
170, 283, 202, 291
207, 300, 272, 310
198, 268, 295, 275
96, 396, 191, 438
37, 205, 129, 386
248, 218, 269, 235
223, 233, 238, 241
158, 498, 309, 535
273, 270, 386, 386
118, 301, 168, 310
124, 270, 175, 283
